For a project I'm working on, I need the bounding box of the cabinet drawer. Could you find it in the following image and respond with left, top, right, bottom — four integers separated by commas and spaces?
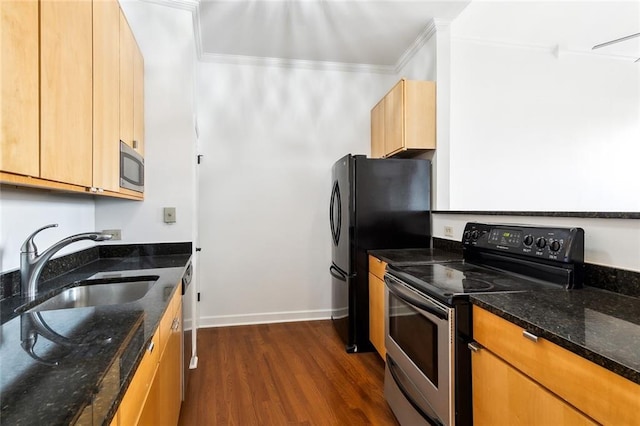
118, 329, 160, 425
368, 255, 387, 280
473, 306, 640, 425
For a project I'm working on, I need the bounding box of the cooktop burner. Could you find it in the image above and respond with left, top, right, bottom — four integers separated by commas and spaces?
388, 262, 562, 304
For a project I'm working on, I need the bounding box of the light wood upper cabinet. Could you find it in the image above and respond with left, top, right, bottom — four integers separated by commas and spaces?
93, 0, 121, 192
370, 79, 436, 158
370, 100, 385, 159
383, 81, 404, 156
120, 12, 135, 150
133, 44, 145, 156
40, 0, 93, 187
119, 12, 144, 156
368, 255, 387, 359
472, 306, 640, 425
0, 0, 144, 199
0, 1, 39, 176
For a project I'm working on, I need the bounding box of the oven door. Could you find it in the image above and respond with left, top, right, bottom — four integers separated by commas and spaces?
384, 274, 454, 426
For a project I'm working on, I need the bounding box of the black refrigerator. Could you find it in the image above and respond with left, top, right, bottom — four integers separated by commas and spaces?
329, 154, 431, 353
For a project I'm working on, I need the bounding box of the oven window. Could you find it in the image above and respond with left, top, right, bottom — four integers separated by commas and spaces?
389, 292, 438, 386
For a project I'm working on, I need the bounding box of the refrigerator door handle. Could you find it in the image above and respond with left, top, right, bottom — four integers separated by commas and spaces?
329, 181, 341, 246
329, 264, 347, 281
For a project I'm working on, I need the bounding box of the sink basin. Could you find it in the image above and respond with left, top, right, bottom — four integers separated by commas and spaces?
21, 278, 158, 313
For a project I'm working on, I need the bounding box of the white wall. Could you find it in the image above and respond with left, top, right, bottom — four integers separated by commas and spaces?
196, 60, 394, 326
0, 189, 95, 272
95, 2, 197, 244
395, 20, 452, 211
448, 2, 640, 211
433, 213, 640, 272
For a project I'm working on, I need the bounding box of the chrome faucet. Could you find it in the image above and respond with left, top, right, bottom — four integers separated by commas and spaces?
20, 224, 112, 299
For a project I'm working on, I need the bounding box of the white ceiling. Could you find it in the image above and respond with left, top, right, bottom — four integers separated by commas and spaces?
149, 0, 640, 70
453, 0, 640, 60
196, 0, 471, 71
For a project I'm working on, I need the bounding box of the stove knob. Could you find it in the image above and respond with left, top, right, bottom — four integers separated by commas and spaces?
471, 230, 479, 240
535, 237, 547, 249
550, 240, 562, 252
523, 234, 534, 247
463, 230, 471, 240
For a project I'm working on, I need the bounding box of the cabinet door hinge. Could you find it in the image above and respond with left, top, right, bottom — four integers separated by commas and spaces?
196, 247, 202, 252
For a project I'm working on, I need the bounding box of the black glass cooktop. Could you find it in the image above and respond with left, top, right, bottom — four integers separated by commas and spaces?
388, 262, 565, 305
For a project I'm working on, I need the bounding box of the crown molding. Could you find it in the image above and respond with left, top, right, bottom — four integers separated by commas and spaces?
453, 35, 640, 63
199, 52, 397, 74
394, 19, 438, 73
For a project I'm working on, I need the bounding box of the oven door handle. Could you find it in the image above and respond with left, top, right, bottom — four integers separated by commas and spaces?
385, 276, 448, 321
387, 356, 444, 426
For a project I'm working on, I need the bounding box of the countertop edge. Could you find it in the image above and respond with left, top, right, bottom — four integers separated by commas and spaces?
470, 297, 640, 385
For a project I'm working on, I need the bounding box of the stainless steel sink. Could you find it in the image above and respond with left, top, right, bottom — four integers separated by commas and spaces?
21, 278, 157, 312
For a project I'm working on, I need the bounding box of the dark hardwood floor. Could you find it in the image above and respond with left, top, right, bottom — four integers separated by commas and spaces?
178, 320, 399, 425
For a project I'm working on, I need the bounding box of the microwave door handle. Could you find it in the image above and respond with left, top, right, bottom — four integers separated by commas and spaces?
385, 277, 448, 321
387, 356, 444, 426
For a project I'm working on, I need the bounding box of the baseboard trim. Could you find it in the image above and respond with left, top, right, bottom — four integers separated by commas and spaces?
198, 309, 332, 328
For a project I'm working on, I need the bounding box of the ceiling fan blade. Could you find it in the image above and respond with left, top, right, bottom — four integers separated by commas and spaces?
592, 32, 640, 50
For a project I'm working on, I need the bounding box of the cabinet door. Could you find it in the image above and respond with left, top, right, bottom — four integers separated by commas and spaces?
119, 10, 134, 148
93, 0, 120, 192
1, 0, 39, 176
138, 370, 161, 426
383, 80, 404, 156
159, 302, 183, 426
370, 100, 385, 158
368, 273, 386, 359
133, 43, 144, 156
472, 348, 596, 426
40, 0, 93, 187
404, 80, 436, 150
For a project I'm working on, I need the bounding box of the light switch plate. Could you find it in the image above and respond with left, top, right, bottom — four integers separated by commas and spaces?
444, 226, 454, 237
164, 207, 176, 223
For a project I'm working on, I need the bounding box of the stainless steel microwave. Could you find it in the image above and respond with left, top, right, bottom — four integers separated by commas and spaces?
120, 141, 144, 192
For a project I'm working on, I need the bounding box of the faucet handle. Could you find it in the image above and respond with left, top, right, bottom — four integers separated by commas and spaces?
20, 224, 58, 254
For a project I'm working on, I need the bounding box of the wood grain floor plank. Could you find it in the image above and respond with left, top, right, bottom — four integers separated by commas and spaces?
179, 320, 398, 426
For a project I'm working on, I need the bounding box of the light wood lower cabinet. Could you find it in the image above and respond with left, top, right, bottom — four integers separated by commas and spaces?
368, 255, 387, 359
114, 287, 182, 426
118, 329, 160, 425
472, 346, 595, 425
472, 306, 640, 425
160, 302, 183, 425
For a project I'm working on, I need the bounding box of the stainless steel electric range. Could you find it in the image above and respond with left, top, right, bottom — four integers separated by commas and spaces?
384, 222, 585, 426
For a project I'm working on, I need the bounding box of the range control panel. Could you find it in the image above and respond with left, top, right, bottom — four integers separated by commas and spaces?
462, 222, 585, 263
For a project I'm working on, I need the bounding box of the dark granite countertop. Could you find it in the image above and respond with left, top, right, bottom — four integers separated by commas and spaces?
0, 246, 192, 425
471, 288, 640, 385
368, 248, 462, 265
